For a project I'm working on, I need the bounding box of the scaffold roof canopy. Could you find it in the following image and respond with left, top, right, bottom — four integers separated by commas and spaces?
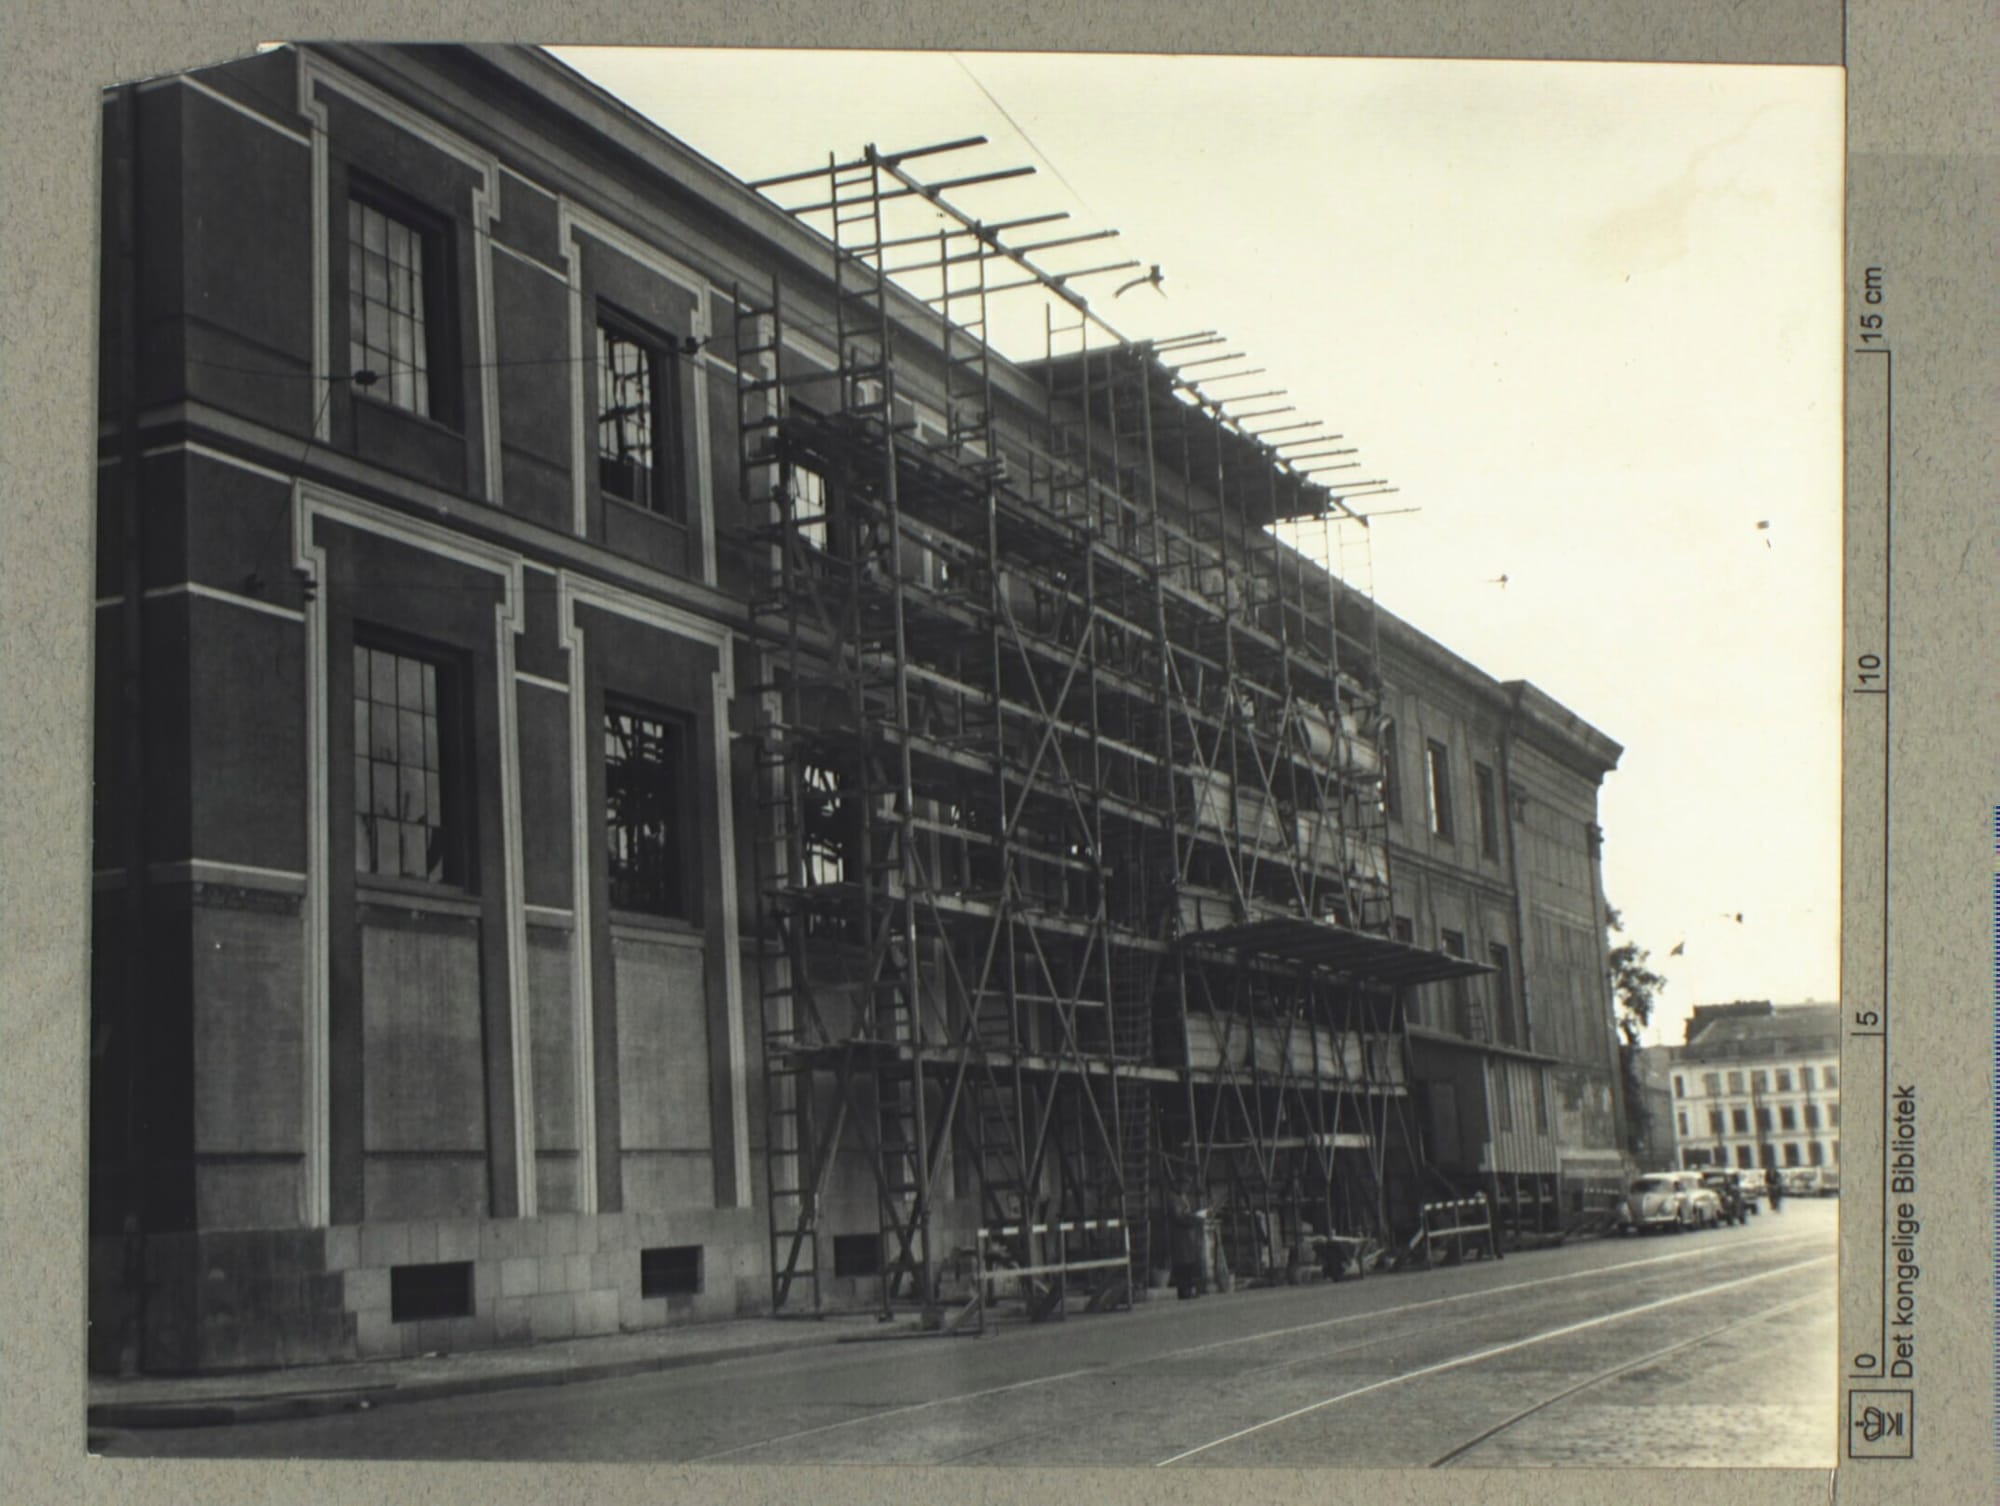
1189, 916, 1496, 985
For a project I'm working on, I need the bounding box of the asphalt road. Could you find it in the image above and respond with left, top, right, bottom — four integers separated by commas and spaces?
102, 1198, 1837, 1468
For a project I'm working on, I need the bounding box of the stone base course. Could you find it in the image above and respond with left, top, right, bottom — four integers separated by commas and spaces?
89, 1203, 763, 1375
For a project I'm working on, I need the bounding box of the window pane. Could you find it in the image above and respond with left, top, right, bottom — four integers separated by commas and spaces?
400, 764, 427, 823
371, 649, 397, 703
372, 761, 398, 817
401, 822, 429, 878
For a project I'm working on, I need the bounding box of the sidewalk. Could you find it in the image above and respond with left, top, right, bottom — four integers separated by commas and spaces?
88, 1310, 922, 1431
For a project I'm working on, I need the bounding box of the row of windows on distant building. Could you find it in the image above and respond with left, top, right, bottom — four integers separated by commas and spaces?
1672, 1066, 1838, 1097
1686, 1139, 1838, 1170
346, 191, 686, 522
353, 641, 691, 919
1677, 1101, 1840, 1137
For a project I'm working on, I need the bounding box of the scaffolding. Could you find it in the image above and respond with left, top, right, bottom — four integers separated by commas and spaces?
736, 138, 1488, 1319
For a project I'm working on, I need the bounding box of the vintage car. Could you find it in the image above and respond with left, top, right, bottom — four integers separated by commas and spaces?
1617, 1171, 1724, 1233
1698, 1168, 1756, 1224
1779, 1166, 1823, 1197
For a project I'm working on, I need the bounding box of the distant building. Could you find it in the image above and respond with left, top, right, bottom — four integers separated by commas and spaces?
1628, 1045, 1680, 1171
1668, 1003, 1841, 1175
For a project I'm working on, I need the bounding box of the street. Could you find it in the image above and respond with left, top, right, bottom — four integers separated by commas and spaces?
101, 1199, 1836, 1468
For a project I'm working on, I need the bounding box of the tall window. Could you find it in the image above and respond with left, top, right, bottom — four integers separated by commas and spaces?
1731, 1107, 1749, 1134
597, 317, 681, 519
1440, 930, 1474, 1037
1727, 1070, 1745, 1095
787, 461, 829, 552
1676, 1110, 1688, 1136
1474, 762, 1499, 859
348, 197, 439, 419
1673, 1075, 1685, 1099
1780, 1105, 1797, 1130
1708, 1108, 1725, 1135
1379, 720, 1401, 819
1488, 942, 1515, 1045
1702, 1072, 1721, 1098
800, 763, 848, 887
1800, 1065, 1816, 1091
1825, 1066, 1838, 1089
604, 703, 691, 918
1805, 1103, 1820, 1130
1425, 739, 1453, 840
1775, 1068, 1793, 1091
354, 642, 460, 884
1752, 1069, 1769, 1093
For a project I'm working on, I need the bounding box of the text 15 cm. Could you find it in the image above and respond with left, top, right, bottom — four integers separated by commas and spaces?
1858, 266, 1887, 343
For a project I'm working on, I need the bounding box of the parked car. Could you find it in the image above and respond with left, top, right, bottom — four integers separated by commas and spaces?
1618, 1172, 1724, 1234
1699, 1168, 1756, 1224
1780, 1167, 1822, 1197
1738, 1168, 1771, 1204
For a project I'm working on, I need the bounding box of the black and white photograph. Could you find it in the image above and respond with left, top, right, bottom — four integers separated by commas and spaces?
73, 41, 1853, 1470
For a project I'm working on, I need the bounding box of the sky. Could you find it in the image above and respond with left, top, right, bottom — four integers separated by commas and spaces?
553, 48, 1845, 1047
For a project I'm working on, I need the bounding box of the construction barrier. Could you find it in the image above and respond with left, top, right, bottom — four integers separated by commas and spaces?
953, 1219, 1132, 1334
1413, 1194, 1502, 1267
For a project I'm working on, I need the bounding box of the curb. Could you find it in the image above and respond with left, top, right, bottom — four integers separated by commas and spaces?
87, 1330, 866, 1431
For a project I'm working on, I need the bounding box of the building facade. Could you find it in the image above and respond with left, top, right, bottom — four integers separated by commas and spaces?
1376, 618, 1627, 1232
89, 43, 1628, 1373
1668, 1002, 1841, 1177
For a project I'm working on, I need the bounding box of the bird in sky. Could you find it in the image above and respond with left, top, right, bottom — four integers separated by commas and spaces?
1669, 939, 1686, 957
1487, 573, 1509, 589
1756, 520, 1772, 548
1115, 264, 1166, 299
1719, 911, 1744, 924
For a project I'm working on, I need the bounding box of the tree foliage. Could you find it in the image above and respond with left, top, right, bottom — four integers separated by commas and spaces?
1605, 905, 1668, 1048
1607, 904, 1670, 1159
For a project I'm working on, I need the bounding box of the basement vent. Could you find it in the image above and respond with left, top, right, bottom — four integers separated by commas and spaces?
389, 1261, 474, 1323
641, 1244, 704, 1298
832, 1233, 881, 1278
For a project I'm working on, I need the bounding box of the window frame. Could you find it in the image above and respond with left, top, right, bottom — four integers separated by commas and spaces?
1487, 941, 1515, 1044
351, 633, 471, 890
602, 696, 698, 924
1425, 738, 1454, 840
345, 181, 458, 429
1379, 719, 1401, 820
594, 307, 686, 524
1474, 761, 1500, 859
